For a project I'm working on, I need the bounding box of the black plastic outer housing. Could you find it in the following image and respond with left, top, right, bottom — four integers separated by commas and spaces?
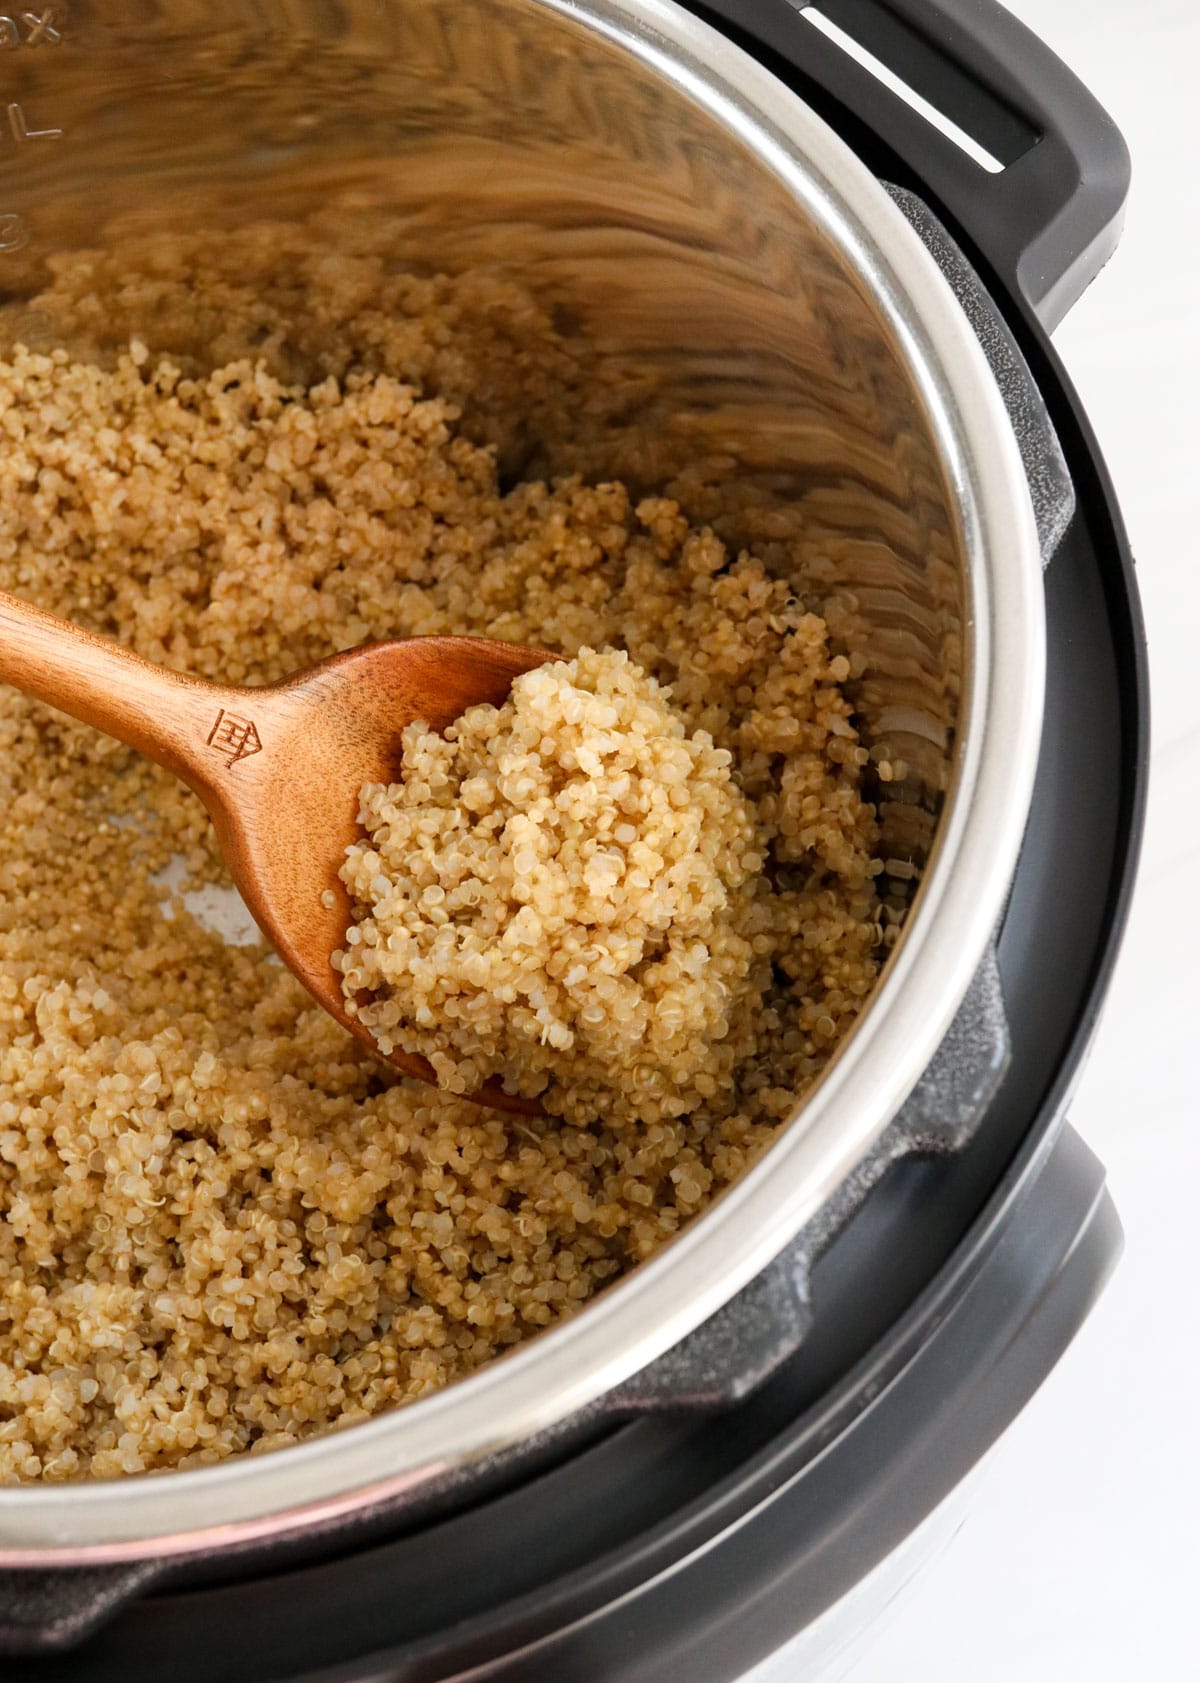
698, 0, 1132, 330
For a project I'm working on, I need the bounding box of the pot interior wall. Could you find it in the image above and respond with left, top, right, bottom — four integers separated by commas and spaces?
0, 0, 965, 870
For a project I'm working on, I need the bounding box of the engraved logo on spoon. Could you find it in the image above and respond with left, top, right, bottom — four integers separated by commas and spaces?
207, 708, 263, 769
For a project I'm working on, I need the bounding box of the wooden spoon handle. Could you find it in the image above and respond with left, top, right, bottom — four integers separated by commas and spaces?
0, 588, 231, 790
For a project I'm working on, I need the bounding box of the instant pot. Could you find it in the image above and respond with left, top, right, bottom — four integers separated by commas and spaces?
0, 0, 1146, 1676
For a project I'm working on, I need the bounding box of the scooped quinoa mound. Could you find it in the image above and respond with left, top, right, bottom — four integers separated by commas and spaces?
336, 648, 768, 1121
0, 223, 885, 1483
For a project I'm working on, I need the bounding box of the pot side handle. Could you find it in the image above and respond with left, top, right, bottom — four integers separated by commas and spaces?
607, 944, 1014, 1413
686, 0, 1130, 330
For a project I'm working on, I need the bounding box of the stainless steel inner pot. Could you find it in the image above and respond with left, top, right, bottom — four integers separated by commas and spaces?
0, 0, 1044, 1560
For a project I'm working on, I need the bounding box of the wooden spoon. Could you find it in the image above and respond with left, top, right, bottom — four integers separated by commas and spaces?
0, 589, 552, 1114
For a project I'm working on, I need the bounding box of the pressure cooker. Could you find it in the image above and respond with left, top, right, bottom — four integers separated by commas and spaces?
0, 1, 1146, 1676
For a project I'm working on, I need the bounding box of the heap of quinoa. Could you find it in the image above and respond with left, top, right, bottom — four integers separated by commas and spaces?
336, 647, 768, 1122
0, 222, 884, 1483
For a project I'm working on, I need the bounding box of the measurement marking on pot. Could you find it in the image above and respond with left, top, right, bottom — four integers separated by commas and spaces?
0, 7, 69, 252
0, 2, 68, 260
0, 7, 65, 48
6, 99, 60, 142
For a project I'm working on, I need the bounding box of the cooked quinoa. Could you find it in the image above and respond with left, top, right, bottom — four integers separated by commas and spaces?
336, 647, 767, 1121
0, 223, 884, 1483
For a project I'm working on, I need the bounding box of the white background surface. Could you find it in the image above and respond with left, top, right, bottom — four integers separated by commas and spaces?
847, 2, 1200, 1678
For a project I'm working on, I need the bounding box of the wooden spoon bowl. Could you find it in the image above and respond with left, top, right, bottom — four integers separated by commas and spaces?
0, 590, 552, 1114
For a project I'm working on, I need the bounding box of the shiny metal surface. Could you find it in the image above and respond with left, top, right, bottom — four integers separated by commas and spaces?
0, 0, 1044, 1558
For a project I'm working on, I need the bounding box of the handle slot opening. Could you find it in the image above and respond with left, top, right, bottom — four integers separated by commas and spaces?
791, 1, 1040, 174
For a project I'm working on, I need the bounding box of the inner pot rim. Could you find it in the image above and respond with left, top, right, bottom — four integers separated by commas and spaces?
0, 0, 1046, 1562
